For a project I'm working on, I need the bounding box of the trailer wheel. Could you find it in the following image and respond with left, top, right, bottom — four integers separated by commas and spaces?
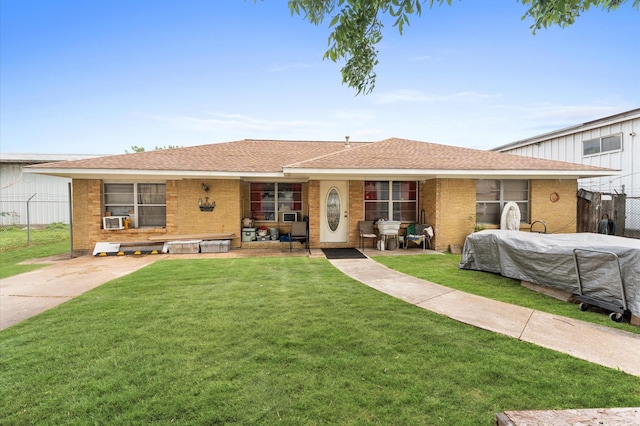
609, 312, 624, 322
579, 303, 588, 311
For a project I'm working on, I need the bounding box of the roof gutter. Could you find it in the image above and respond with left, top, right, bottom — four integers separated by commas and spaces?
25, 165, 620, 181
282, 167, 619, 180
23, 168, 285, 180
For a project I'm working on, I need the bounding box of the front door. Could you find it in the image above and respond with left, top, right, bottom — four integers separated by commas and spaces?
320, 181, 349, 243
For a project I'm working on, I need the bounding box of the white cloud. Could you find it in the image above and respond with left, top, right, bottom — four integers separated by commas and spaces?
149, 112, 333, 135
472, 102, 634, 147
522, 103, 627, 123
485, 102, 632, 137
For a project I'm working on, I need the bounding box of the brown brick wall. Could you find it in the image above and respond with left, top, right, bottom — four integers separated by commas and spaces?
70, 177, 579, 254
166, 180, 178, 234
530, 179, 577, 233
427, 178, 578, 251
72, 178, 175, 255
71, 179, 93, 253
70, 178, 243, 254
420, 179, 438, 244
309, 179, 472, 251
307, 181, 320, 247
348, 180, 365, 247
429, 179, 477, 251
175, 179, 241, 238
421, 179, 577, 250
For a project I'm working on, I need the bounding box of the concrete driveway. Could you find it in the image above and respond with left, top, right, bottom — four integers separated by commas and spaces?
0, 254, 164, 330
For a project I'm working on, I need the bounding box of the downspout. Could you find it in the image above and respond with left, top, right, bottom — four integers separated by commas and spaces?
68, 182, 73, 258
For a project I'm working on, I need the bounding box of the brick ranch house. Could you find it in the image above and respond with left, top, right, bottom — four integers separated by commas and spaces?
26, 138, 616, 256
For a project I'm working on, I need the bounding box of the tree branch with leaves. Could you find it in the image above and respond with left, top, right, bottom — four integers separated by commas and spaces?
125, 145, 181, 153
284, 0, 638, 95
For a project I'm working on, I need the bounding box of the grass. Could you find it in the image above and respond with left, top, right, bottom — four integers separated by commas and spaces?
373, 253, 640, 335
1, 257, 639, 425
0, 223, 71, 279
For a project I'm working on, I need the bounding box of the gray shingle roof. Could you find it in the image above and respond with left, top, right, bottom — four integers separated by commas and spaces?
28, 138, 612, 176
290, 138, 605, 171
30, 140, 364, 173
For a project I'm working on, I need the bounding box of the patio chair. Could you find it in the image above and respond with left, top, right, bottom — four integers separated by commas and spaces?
288, 221, 308, 252
405, 223, 433, 250
358, 221, 377, 249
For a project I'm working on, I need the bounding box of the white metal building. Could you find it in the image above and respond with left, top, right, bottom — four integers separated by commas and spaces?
492, 108, 639, 233
1, 153, 103, 226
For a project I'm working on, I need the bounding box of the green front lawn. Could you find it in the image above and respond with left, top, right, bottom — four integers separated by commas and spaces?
1, 257, 638, 425
0, 223, 71, 279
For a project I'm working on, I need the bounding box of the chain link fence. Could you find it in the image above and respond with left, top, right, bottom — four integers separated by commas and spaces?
624, 197, 640, 239
0, 194, 70, 227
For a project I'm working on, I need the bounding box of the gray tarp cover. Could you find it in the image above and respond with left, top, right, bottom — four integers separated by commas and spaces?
459, 230, 640, 317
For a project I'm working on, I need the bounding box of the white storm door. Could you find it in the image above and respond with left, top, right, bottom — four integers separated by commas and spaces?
320, 181, 349, 243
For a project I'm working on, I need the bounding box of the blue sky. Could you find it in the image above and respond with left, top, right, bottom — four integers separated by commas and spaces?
1, 0, 639, 154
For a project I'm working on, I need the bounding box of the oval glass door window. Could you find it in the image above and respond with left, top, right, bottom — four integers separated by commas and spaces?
326, 187, 341, 232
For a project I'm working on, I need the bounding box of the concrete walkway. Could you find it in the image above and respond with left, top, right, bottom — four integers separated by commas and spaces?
2, 251, 639, 377
0, 254, 163, 330
328, 256, 640, 377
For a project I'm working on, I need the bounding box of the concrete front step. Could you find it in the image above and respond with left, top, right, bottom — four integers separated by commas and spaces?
241, 240, 304, 250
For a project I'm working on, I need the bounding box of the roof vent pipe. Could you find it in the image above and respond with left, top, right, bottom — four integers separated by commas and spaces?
345, 136, 350, 148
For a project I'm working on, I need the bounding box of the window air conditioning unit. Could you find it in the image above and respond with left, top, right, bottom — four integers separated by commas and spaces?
103, 216, 126, 230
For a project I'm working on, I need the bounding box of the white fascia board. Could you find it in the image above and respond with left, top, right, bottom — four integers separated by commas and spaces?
432, 169, 621, 179
283, 167, 619, 180
242, 176, 310, 183
26, 166, 618, 181
23, 168, 286, 180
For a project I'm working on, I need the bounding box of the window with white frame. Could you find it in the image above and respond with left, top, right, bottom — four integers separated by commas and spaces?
250, 183, 303, 221
476, 180, 529, 225
104, 183, 166, 227
364, 181, 417, 222
583, 133, 622, 156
